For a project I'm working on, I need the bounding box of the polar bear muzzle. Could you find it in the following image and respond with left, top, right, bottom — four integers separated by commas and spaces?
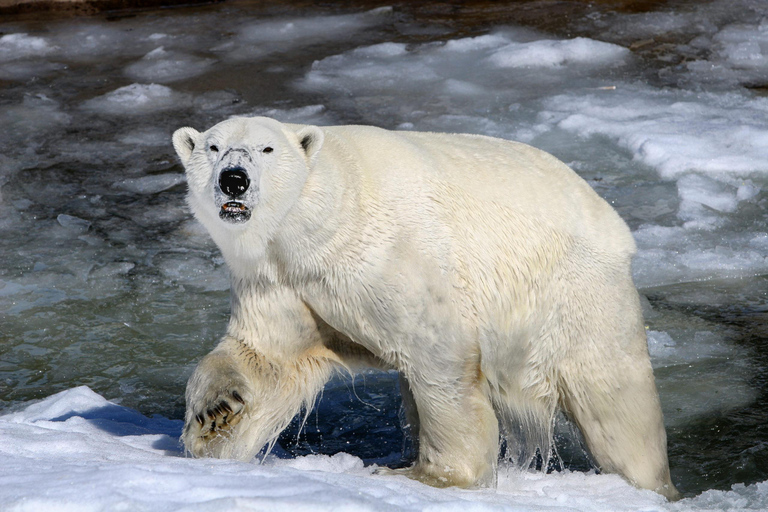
217, 167, 253, 223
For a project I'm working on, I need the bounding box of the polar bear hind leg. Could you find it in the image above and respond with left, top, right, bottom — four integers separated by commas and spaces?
378, 358, 500, 488
556, 263, 680, 500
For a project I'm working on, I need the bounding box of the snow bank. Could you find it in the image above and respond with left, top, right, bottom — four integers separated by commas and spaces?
1, 387, 766, 511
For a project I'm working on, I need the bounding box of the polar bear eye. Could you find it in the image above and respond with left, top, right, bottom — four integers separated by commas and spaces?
209, 145, 219, 153
262, 147, 273, 154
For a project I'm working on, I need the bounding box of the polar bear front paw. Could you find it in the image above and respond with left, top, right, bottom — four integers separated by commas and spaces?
183, 389, 248, 457
195, 389, 246, 439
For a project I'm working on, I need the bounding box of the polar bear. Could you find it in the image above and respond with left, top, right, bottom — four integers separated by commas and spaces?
172, 116, 679, 500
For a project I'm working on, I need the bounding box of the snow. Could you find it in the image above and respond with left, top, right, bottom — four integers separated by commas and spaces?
3, 386, 763, 512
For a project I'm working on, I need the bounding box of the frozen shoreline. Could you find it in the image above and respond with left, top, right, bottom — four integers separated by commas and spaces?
4, 386, 765, 512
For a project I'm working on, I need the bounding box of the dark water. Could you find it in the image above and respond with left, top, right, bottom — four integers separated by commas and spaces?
650, 278, 768, 495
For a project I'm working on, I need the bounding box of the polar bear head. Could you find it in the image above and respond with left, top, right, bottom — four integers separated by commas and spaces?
172, 117, 324, 255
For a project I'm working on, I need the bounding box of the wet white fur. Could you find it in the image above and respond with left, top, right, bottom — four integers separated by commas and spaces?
172, 117, 678, 499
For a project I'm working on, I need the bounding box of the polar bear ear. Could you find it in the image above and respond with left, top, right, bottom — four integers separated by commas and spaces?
172, 127, 201, 167
295, 125, 324, 163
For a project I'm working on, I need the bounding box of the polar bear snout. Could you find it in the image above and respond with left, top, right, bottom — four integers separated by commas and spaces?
216, 167, 256, 224
219, 167, 250, 198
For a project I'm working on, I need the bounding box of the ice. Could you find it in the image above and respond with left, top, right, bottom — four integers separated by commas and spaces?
0, 60, 66, 81
303, 42, 438, 93
632, 224, 768, 288
219, 7, 392, 61
125, 47, 215, 83
112, 173, 185, 194
47, 24, 139, 61
486, 37, 629, 69
81, 83, 192, 115
301, 29, 628, 106
2, 94, 70, 142
56, 214, 91, 234
676, 174, 741, 227
249, 104, 335, 126
0, 34, 61, 80
647, 330, 678, 359
715, 22, 768, 70
192, 90, 244, 113
577, 0, 768, 89
684, 18, 768, 87
0, 33, 54, 61
541, 89, 768, 179
238, 7, 391, 44
118, 128, 171, 146
154, 252, 229, 292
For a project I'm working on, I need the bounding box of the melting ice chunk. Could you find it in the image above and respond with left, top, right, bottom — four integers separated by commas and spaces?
57, 214, 91, 233
124, 47, 215, 83
249, 104, 332, 125
713, 20, 768, 71
117, 128, 169, 146
237, 7, 391, 44
676, 174, 739, 227
81, 84, 191, 115
0, 33, 54, 61
112, 173, 185, 195
218, 7, 392, 61
543, 88, 768, 179
486, 37, 629, 68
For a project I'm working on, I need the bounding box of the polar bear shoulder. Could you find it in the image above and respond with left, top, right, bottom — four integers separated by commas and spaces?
293, 124, 635, 257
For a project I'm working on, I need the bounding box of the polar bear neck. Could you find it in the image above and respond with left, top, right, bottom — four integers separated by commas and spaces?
224, 130, 368, 284
275, 133, 374, 275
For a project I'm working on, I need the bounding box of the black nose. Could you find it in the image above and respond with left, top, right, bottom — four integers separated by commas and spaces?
219, 168, 250, 198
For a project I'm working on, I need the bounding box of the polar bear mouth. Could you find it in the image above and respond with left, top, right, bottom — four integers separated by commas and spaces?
219, 201, 252, 223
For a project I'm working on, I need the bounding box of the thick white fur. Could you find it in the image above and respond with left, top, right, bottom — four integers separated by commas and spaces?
173, 116, 679, 499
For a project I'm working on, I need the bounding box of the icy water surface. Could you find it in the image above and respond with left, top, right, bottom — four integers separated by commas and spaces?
1, 0, 767, 500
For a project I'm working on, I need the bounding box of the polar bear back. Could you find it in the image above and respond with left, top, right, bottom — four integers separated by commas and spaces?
312, 124, 635, 258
